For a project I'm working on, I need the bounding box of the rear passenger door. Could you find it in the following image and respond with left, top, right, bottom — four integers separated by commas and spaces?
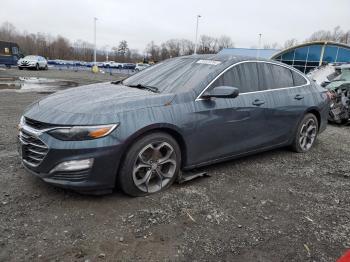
256, 62, 308, 144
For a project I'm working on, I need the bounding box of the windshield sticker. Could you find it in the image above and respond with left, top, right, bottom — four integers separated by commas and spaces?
196, 60, 221, 65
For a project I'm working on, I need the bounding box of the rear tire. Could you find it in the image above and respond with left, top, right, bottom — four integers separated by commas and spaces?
118, 132, 181, 197
291, 113, 318, 153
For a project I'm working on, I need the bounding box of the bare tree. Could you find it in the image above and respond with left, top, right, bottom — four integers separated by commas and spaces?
263, 42, 280, 49
305, 26, 350, 44
217, 35, 234, 51
283, 38, 299, 48
145, 41, 160, 61
198, 35, 218, 54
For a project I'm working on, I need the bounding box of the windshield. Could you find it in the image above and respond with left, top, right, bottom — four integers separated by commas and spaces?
24, 55, 37, 60
122, 57, 223, 93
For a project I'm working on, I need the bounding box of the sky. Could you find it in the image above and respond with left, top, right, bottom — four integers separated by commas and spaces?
0, 0, 349, 53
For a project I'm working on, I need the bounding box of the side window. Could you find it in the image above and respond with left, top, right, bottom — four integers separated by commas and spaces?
257, 63, 274, 91
270, 64, 294, 89
12, 47, 19, 55
211, 62, 259, 93
292, 71, 307, 86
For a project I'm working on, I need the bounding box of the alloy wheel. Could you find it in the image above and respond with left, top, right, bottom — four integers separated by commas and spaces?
299, 118, 317, 151
132, 141, 177, 193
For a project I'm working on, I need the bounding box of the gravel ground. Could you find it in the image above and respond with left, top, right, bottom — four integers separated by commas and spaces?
0, 69, 350, 261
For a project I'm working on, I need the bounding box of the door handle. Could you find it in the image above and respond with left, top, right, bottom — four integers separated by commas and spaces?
252, 99, 265, 106
294, 94, 304, 100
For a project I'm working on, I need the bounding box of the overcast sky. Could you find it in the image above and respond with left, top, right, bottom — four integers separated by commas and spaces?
0, 0, 349, 52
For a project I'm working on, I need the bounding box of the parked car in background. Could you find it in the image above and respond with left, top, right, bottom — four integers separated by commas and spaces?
135, 63, 151, 71
18, 55, 48, 70
123, 63, 136, 70
0, 40, 23, 68
103, 61, 123, 69
18, 54, 330, 196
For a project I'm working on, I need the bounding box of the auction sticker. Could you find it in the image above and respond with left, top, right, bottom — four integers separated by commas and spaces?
196, 60, 221, 65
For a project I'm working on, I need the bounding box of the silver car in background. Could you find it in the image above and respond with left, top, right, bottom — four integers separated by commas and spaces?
18, 55, 48, 70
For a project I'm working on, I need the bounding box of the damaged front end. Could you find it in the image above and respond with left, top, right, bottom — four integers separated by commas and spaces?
328, 84, 350, 124
326, 68, 350, 124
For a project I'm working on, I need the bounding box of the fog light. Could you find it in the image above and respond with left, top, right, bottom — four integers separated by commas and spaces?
50, 159, 94, 173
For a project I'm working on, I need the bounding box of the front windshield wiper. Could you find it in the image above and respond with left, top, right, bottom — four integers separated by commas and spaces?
111, 79, 124, 85
126, 84, 159, 93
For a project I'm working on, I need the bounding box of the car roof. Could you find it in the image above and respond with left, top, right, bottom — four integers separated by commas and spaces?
178, 53, 297, 73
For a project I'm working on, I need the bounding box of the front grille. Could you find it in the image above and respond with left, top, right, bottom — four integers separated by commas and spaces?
24, 117, 57, 130
51, 170, 89, 182
19, 130, 49, 167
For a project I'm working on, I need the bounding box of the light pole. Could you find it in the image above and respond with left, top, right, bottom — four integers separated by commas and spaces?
93, 17, 98, 65
194, 15, 201, 55
257, 33, 262, 59
104, 45, 110, 62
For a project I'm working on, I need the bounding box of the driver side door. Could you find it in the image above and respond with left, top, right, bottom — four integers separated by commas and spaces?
187, 62, 272, 166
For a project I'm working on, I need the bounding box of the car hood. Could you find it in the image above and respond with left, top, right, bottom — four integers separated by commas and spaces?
24, 82, 175, 125
19, 58, 37, 63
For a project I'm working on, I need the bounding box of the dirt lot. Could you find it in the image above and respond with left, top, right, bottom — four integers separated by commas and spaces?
0, 69, 350, 261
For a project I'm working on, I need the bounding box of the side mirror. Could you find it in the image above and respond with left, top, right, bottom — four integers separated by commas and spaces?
202, 86, 239, 99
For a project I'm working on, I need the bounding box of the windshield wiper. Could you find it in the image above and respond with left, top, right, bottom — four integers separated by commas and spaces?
126, 84, 159, 93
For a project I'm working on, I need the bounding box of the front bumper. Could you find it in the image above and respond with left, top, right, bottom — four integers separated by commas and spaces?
18, 64, 36, 68
19, 124, 124, 193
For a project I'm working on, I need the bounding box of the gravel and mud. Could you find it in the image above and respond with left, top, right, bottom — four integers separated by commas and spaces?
0, 68, 350, 261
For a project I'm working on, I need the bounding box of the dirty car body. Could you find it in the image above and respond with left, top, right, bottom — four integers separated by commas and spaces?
19, 54, 330, 195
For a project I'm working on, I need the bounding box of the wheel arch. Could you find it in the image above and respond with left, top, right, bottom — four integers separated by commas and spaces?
119, 123, 188, 172
305, 107, 321, 131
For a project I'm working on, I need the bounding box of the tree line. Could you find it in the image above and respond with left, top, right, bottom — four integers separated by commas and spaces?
0, 21, 349, 63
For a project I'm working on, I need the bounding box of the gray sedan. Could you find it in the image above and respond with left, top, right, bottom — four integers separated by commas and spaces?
18, 54, 330, 196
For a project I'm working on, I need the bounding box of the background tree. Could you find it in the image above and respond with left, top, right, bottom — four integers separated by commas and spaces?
283, 38, 299, 48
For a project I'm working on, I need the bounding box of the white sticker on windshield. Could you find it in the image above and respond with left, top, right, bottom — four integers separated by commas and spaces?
196, 60, 221, 65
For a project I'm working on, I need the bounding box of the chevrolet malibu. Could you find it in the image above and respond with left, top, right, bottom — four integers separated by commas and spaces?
18, 54, 330, 196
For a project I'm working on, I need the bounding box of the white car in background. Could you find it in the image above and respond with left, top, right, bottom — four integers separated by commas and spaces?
18, 55, 48, 70
135, 63, 150, 71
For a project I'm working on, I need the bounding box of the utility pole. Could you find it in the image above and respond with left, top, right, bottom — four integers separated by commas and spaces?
194, 15, 201, 55
93, 17, 98, 65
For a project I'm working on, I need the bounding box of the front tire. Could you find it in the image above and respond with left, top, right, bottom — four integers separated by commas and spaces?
291, 113, 318, 153
119, 132, 181, 196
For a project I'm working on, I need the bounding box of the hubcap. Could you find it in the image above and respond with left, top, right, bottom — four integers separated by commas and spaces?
299, 118, 317, 151
132, 142, 177, 193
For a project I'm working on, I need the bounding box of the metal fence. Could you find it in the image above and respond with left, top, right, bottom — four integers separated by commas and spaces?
50, 64, 136, 75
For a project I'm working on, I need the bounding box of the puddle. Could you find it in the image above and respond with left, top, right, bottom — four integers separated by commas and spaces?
0, 77, 78, 93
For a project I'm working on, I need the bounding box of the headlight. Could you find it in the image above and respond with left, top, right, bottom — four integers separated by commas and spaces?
48, 124, 118, 141
18, 116, 25, 130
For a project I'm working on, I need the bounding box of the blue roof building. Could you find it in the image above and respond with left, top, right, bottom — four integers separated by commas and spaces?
271, 41, 350, 73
